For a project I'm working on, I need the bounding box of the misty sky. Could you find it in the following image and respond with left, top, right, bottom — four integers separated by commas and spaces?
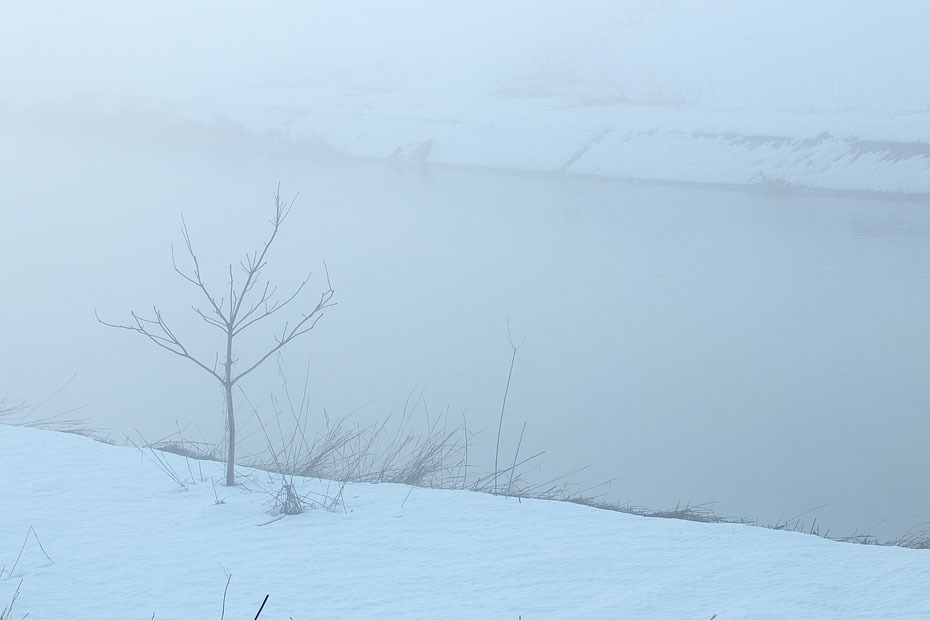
3, 1, 928, 111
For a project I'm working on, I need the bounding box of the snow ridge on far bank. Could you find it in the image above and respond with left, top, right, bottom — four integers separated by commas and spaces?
26, 91, 930, 200
214, 92, 930, 198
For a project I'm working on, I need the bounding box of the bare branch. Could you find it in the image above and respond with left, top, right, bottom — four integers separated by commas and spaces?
233, 274, 311, 336
171, 214, 229, 326
233, 281, 276, 327
228, 187, 294, 326
96, 308, 223, 384
229, 264, 237, 314
232, 285, 336, 384
189, 306, 227, 330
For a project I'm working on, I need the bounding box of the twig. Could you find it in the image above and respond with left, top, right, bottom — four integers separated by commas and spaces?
462, 411, 468, 489
213, 479, 225, 505
220, 572, 232, 620
9, 526, 54, 576
494, 323, 525, 493
126, 432, 187, 489
506, 421, 527, 494
1, 580, 22, 620
254, 594, 269, 619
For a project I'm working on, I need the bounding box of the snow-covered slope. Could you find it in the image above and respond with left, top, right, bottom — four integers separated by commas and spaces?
4, 1, 928, 197
175, 91, 930, 196
1, 424, 928, 619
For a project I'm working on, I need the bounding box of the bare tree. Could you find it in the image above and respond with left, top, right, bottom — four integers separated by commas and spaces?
97, 185, 335, 485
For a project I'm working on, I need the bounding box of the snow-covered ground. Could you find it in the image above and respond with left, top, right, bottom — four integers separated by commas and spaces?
4, 1, 929, 196
2, 424, 929, 619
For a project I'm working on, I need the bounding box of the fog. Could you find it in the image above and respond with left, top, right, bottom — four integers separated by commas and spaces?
4, 2, 928, 110
3, 2, 930, 540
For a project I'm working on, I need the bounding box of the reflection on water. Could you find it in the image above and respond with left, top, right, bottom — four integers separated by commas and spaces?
3, 123, 930, 539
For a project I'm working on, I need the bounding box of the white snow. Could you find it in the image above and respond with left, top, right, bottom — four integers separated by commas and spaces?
2, 424, 929, 619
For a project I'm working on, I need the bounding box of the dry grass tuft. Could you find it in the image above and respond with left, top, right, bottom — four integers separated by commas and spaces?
0, 374, 109, 443
0, 580, 22, 620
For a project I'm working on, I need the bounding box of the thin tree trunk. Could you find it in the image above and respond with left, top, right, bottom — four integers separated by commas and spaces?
225, 382, 236, 485
224, 329, 236, 486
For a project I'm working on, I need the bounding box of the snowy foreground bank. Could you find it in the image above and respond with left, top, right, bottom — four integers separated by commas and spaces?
1, 425, 928, 619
